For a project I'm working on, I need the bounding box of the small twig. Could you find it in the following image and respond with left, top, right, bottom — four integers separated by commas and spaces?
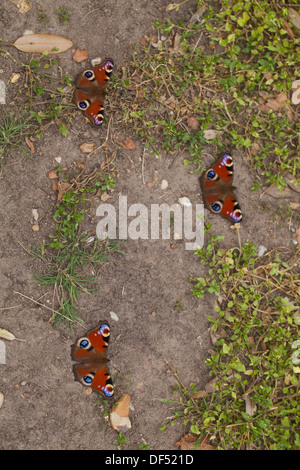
0, 304, 21, 310
13, 290, 87, 329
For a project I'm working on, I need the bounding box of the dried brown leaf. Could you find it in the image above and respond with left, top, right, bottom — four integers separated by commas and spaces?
121, 137, 136, 150
8, 0, 31, 13
13, 34, 73, 54
57, 182, 71, 201
289, 8, 300, 32
25, 136, 34, 154
187, 116, 199, 130
244, 395, 257, 417
73, 48, 89, 63
79, 142, 95, 153
48, 170, 58, 180
174, 434, 216, 450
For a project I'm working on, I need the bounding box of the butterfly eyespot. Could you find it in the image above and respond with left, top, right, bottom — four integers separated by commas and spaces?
83, 373, 95, 385
105, 61, 114, 74
94, 110, 104, 126
99, 323, 110, 337
104, 383, 114, 397
222, 154, 233, 167
78, 100, 90, 110
84, 70, 95, 80
211, 201, 223, 212
233, 209, 242, 223
79, 337, 92, 350
207, 170, 218, 180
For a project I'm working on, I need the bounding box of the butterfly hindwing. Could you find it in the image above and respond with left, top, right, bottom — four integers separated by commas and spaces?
200, 153, 242, 224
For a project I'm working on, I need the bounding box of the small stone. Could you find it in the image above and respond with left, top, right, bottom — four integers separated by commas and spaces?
257, 245, 267, 257
91, 57, 102, 67
161, 179, 168, 190
32, 224, 39, 231
178, 197, 191, 207
110, 393, 132, 433
109, 311, 119, 322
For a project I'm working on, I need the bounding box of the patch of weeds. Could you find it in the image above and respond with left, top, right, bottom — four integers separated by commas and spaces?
0, 109, 34, 169
110, 0, 299, 186
22, 53, 74, 137
37, 11, 48, 27
30, 161, 122, 328
0, 48, 74, 138
55, 6, 69, 25
159, 226, 300, 450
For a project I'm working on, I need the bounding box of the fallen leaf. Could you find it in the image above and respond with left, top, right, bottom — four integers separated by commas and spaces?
79, 142, 95, 153
73, 48, 89, 62
191, 390, 207, 399
204, 129, 222, 140
0, 392, 4, 409
243, 395, 257, 416
171, 33, 184, 55
8, 0, 31, 13
32, 224, 39, 231
100, 191, 110, 202
282, 19, 295, 40
57, 182, 71, 201
13, 34, 73, 54
121, 137, 136, 150
187, 116, 199, 130
48, 170, 58, 180
0, 328, 25, 341
291, 80, 300, 105
52, 181, 59, 191
290, 202, 300, 209
265, 92, 288, 112
25, 136, 34, 154
289, 7, 300, 33
174, 434, 216, 450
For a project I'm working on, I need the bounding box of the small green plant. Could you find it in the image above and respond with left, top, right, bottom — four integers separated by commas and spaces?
0, 109, 34, 168
37, 11, 48, 27
114, 432, 128, 450
174, 299, 186, 311
55, 6, 69, 24
139, 442, 150, 450
159, 227, 300, 450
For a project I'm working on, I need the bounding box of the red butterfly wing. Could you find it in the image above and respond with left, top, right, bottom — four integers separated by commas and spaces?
73, 59, 114, 127
71, 322, 114, 397
200, 153, 242, 224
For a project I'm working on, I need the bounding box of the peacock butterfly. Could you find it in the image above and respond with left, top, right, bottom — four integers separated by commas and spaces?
71, 321, 114, 397
200, 153, 242, 224
73, 59, 114, 127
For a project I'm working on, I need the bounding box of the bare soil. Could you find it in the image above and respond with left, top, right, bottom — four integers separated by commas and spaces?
0, 0, 297, 450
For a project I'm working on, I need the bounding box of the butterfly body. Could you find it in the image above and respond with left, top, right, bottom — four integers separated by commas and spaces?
71, 321, 114, 397
73, 59, 114, 127
200, 153, 242, 224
